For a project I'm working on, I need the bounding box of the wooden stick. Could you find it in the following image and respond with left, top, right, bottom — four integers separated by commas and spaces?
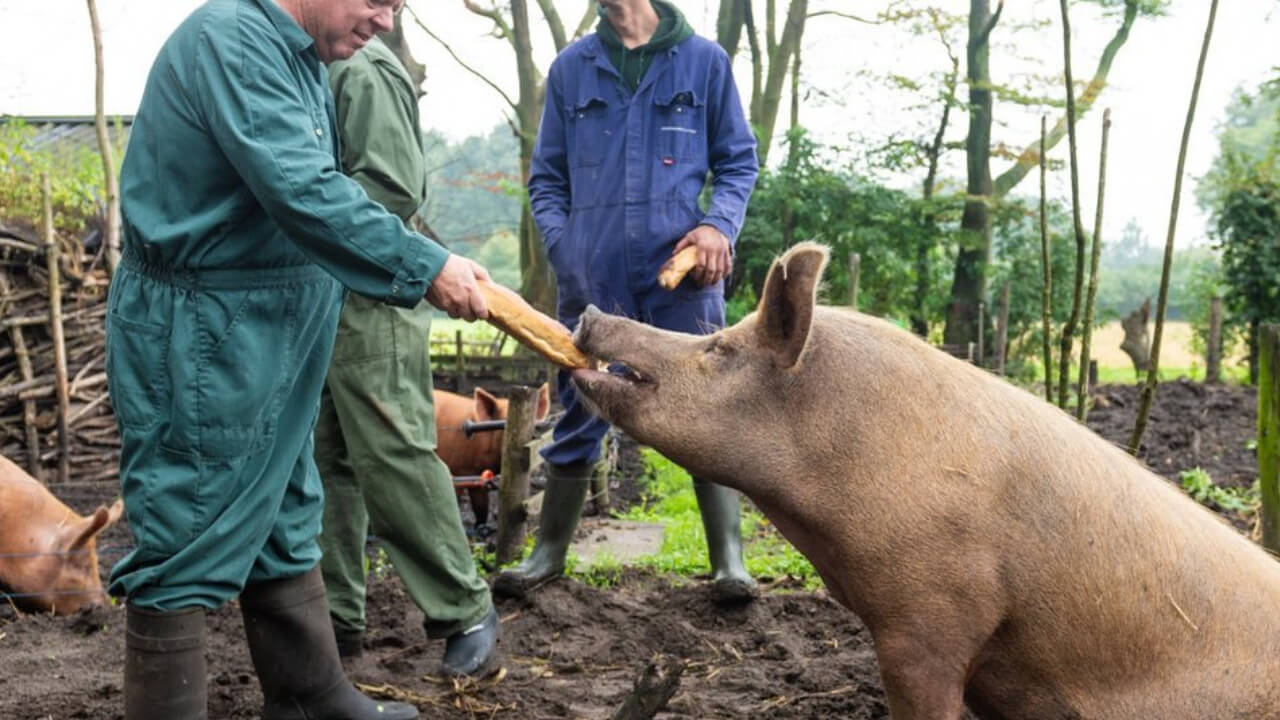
0, 273, 42, 479
42, 173, 71, 484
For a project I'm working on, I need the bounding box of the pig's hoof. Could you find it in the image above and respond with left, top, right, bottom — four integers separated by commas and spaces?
710, 576, 758, 605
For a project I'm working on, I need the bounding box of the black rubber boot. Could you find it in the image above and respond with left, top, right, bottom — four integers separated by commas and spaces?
693, 479, 758, 605
439, 605, 500, 677
332, 621, 364, 660
240, 566, 418, 720
125, 604, 207, 720
492, 461, 593, 598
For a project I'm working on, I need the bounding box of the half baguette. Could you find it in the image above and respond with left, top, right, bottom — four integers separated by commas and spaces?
477, 279, 591, 369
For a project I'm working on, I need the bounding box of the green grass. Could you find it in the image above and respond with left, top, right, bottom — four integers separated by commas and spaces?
586, 449, 822, 591
1179, 468, 1260, 515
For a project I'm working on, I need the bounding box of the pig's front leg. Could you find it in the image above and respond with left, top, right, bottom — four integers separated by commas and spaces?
871, 607, 999, 720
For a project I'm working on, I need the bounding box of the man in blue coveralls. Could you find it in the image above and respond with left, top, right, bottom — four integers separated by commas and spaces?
494, 0, 760, 604
106, 0, 485, 718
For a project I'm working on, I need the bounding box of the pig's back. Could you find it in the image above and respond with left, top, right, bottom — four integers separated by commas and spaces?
817, 311, 1280, 716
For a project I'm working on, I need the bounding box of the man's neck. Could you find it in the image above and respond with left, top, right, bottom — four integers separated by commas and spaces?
604, 1, 660, 49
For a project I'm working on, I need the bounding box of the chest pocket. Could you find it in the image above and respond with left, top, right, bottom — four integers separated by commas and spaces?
654, 89, 704, 162
567, 96, 611, 168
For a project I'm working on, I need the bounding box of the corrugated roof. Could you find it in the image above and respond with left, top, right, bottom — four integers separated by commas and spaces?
1, 115, 133, 155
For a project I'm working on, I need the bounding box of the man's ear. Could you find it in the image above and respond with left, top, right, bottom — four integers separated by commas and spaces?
755, 242, 829, 369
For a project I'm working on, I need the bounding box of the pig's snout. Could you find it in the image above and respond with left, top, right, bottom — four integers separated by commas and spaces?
573, 304, 605, 352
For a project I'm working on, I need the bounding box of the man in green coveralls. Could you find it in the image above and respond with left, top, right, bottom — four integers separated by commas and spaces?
315, 35, 498, 677
106, 0, 484, 717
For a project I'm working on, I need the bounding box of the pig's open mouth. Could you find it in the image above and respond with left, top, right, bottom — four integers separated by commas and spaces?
570, 361, 654, 399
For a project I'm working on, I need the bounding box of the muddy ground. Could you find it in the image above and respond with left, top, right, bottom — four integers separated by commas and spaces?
0, 379, 1261, 719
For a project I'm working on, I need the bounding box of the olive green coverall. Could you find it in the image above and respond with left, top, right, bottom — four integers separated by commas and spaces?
316, 37, 492, 641
107, 0, 449, 611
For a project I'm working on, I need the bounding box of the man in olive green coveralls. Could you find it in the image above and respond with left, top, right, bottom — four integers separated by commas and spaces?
317, 35, 498, 677
106, 1, 489, 718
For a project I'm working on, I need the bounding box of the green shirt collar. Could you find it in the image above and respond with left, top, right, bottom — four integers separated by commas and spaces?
251, 0, 316, 54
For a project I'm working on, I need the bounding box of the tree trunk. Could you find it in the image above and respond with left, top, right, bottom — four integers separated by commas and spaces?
1130, 0, 1219, 455
1077, 108, 1111, 422
914, 51, 960, 338
85, 0, 120, 277
943, 0, 1002, 345
1056, 0, 1087, 410
753, 0, 808, 167
1038, 116, 1054, 402
381, 12, 426, 95
716, 0, 746, 59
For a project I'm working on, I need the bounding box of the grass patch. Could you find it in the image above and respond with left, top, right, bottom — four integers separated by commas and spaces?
1179, 467, 1260, 515
596, 449, 822, 591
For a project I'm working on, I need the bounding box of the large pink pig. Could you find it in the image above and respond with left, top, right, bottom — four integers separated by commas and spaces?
0, 454, 122, 614
568, 243, 1280, 719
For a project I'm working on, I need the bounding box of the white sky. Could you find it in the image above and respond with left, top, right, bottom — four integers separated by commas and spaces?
1, 0, 1277, 250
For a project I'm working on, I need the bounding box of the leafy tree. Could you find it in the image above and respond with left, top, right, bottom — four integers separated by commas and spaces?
1211, 156, 1280, 382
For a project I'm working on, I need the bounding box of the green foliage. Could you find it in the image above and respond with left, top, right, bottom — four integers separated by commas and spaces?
1178, 468, 1259, 515
0, 118, 114, 234
1211, 156, 1280, 375
468, 230, 521, 289
608, 449, 822, 591
733, 130, 955, 328
420, 123, 521, 252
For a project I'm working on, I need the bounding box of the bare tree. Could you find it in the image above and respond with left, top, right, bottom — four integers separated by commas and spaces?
1056, 0, 1087, 410
1130, 0, 1220, 454
407, 1, 592, 313
85, 0, 120, 276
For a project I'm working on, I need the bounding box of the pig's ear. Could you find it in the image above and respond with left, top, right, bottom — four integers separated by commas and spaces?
756, 242, 828, 369
66, 505, 113, 550
106, 498, 124, 526
536, 383, 551, 421
474, 388, 501, 421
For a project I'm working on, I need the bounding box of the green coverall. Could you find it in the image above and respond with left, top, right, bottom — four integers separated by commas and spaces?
316, 37, 491, 641
107, 0, 449, 610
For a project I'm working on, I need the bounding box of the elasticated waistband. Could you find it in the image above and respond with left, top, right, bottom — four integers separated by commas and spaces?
122, 248, 332, 290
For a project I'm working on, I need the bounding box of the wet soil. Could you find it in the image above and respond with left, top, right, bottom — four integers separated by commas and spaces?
0, 380, 1260, 719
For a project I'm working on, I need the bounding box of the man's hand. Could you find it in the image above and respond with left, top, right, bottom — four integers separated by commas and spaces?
674, 224, 732, 287
425, 254, 491, 321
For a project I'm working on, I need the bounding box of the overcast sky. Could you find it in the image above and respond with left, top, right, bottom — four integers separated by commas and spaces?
1, 0, 1277, 250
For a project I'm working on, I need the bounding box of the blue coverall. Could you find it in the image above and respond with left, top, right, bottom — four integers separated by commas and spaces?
106, 0, 448, 610
529, 32, 758, 466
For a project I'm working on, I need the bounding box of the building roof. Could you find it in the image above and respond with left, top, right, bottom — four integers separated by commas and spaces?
1, 115, 133, 155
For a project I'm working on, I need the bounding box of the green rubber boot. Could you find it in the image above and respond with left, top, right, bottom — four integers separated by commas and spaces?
493, 461, 593, 598
694, 479, 758, 605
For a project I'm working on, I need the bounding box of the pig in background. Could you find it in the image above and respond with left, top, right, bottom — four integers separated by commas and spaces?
0, 453, 122, 614
569, 242, 1280, 719
434, 384, 550, 533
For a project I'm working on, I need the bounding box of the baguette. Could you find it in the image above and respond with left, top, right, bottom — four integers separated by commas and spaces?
477, 279, 592, 369
657, 245, 699, 290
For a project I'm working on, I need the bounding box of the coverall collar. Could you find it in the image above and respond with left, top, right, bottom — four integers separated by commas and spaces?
253, 0, 318, 55
581, 34, 682, 97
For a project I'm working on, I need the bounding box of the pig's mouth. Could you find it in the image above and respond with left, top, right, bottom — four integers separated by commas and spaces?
570, 362, 652, 391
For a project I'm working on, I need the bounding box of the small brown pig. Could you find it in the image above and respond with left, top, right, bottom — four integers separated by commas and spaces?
434, 385, 550, 530
568, 242, 1280, 719
0, 454, 122, 614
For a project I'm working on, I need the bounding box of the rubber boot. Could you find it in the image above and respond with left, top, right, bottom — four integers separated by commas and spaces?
439, 605, 500, 677
492, 461, 593, 598
239, 566, 418, 720
125, 605, 207, 720
693, 479, 758, 604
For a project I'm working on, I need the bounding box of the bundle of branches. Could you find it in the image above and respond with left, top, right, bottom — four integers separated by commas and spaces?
0, 221, 117, 487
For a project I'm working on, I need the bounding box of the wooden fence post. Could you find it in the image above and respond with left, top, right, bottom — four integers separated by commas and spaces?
848, 252, 860, 310
995, 280, 1010, 376
1206, 296, 1223, 384
1258, 324, 1280, 554
0, 274, 42, 480
43, 174, 71, 484
454, 329, 467, 394
495, 385, 539, 565
977, 302, 986, 367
